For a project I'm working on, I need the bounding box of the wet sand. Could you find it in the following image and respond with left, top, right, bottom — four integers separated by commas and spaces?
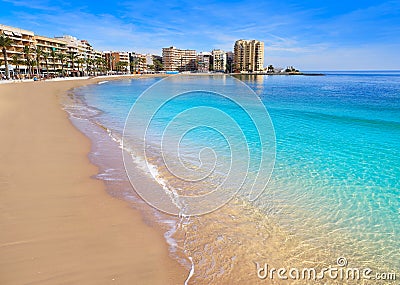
0, 76, 187, 284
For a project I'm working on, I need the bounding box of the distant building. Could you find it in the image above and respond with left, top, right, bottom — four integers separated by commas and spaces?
162, 46, 196, 72
211, 49, 227, 72
56, 35, 102, 75
196, 51, 211, 72
226, 51, 233, 73
0, 24, 35, 77
233, 39, 264, 72
0, 25, 101, 77
152, 55, 163, 71
80, 39, 103, 72
145, 54, 153, 66
129, 52, 146, 73
28, 35, 67, 74
103, 51, 130, 72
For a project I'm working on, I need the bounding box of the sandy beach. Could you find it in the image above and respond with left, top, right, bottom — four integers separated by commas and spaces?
0, 76, 187, 284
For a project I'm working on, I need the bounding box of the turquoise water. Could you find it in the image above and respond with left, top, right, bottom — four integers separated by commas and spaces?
71, 72, 400, 283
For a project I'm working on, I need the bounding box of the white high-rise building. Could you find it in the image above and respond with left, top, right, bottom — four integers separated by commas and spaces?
211, 49, 226, 72
233, 39, 264, 72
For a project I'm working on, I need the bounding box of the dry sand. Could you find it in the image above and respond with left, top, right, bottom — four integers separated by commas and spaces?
0, 76, 187, 284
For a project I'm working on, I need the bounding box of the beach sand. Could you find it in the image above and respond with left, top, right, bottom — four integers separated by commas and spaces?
0, 77, 187, 284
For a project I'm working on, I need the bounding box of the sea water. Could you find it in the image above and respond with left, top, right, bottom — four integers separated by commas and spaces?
65, 72, 400, 284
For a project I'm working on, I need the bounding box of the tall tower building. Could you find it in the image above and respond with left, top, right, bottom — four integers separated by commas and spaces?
162, 46, 196, 72
233, 39, 264, 72
211, 49, 227, 72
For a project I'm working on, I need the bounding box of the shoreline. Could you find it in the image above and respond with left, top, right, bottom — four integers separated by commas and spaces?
230, 72, 325, 76
0, 75, 187, 284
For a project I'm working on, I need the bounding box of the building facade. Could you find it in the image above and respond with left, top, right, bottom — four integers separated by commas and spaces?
129, 52, 147, 73
152, 55, 163, 71
233, 39, 264, 73
0, 24, 105, 78
0, 24, 35, 77
103, 51, 130, 73
80, 39, 103, 74
162, 46, 196, 72
35, 35, 67, 73
56, 35, 104, 75
226, 51, 233, 73
196, 51, 211, 72
211, 49, 227, 72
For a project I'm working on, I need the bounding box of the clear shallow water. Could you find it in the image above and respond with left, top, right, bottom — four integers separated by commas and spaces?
67, 73, 399, 284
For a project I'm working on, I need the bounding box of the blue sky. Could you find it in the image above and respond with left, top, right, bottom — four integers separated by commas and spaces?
1, 0, 399, 70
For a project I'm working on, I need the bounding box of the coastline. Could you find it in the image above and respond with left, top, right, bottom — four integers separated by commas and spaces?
0, 76, 187, 284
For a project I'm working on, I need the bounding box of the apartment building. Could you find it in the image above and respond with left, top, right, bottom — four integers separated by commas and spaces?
103, 51, 130, 72
211, 49, 227, 72
152, 55, 163, 71
80, 40, 96, 60
129, 52, 147, 73
1, 24, 107, 77
56, 35, 90, 75
162, 46, 196, 72
119, 52, 130, 72
35, 35, 67, 73
0, 24, 35, 76
196, 51, 211, 72
226, 51, 233, 73
162, 46, 179, 71
233, 39, 264, 72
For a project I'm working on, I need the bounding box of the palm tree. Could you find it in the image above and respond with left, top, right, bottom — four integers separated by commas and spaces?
0, 35, 13, 79
67, 52, 77, 76
110, 55, 115, 73
101, 58, 107, 73
95, 57, 104, 75
42, 52, 49, 77
77, 57, 85, 76
115, 61, 120, 72
119, 61, 129, 73
50, 49, 57, 74
140, 57, 146, 72
23, 45, 32, 78
85, 58, 92, 75
57, 52, 66, 76
131, 58, 139, 73
34, 46, 43, 77
11, 54, 20, 78
31, 59, 37, 78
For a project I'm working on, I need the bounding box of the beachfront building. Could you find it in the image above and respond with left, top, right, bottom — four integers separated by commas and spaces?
118, 52, 130, 72
145, 54, 153, 66
129, 52, 147, 73
80, 40, 103, 75
233, 39, 264, 73
103, 51, 130, 73
34, 35, 67, 75
55, 35, 81, 76
1, 24, 104, 78
55, 35, 97, 76
162, 46, 196, 72
162, 46, 178, 71
211, 49, 227, 72
226, 51, 233, 73
152, 55, 163, 71
55, 35, 104, 76
196, 51, 211, 72
0, 24, 35, 78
